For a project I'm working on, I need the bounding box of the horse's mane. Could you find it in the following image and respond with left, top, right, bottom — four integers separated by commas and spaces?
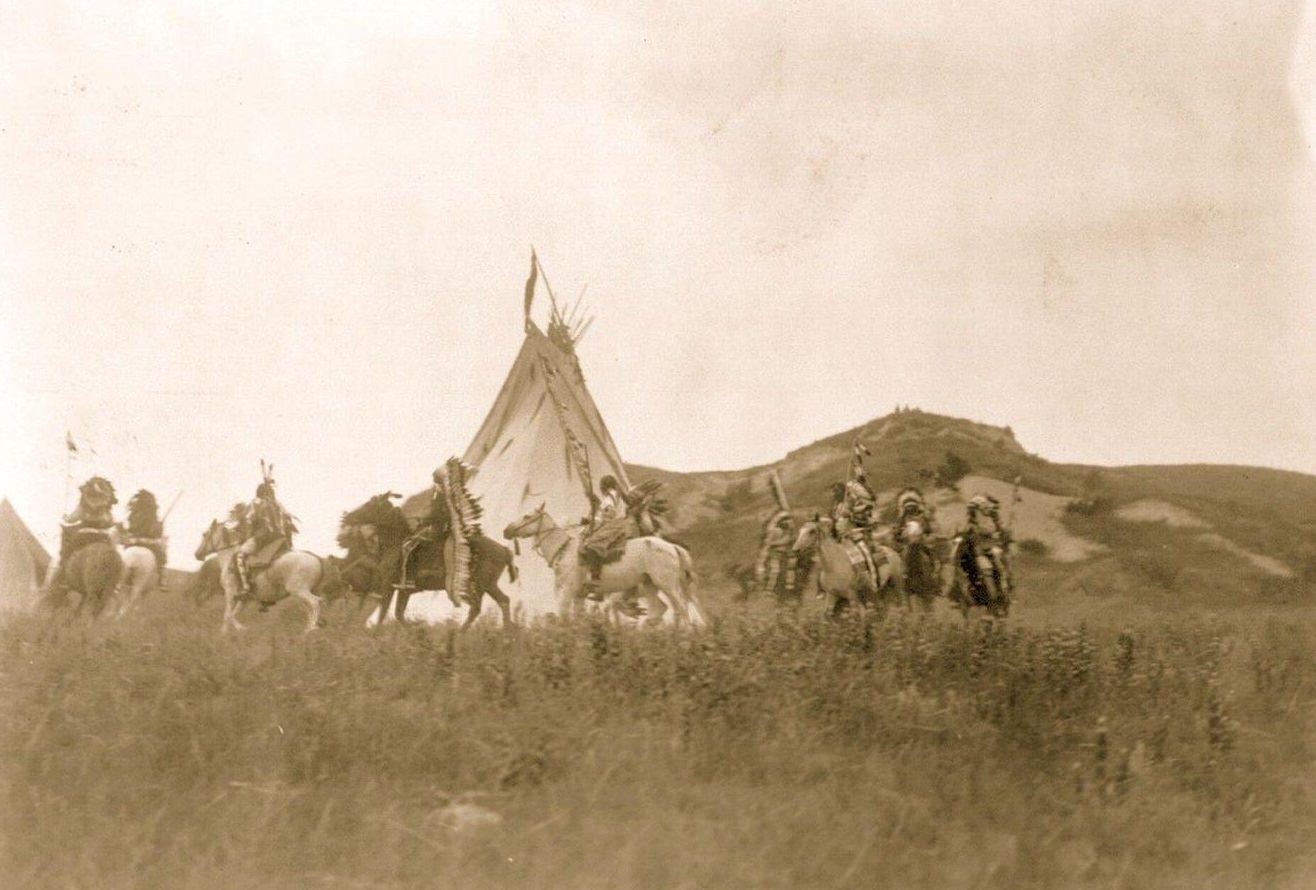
340, 494, 411, 541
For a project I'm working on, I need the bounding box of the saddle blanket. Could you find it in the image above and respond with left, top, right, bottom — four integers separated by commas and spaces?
248, 537, 290, 571
841, 539, 889, 577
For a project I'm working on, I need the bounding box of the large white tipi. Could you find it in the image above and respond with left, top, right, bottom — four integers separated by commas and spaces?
397, 255, 630, 621
0, 499, 50, 613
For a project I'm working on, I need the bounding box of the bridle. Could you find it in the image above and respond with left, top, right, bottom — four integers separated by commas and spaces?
509, 507, 572, 568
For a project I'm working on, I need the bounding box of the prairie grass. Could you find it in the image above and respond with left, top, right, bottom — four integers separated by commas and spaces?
2, 593, 1314, 889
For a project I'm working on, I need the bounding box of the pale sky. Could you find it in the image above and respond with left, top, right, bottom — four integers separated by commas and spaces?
3, 1, 1315, 561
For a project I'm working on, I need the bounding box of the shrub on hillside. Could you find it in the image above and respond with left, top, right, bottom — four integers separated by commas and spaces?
1018, 538, 1050, 558
718, 478, 755, 514
1065, 496, 1113, 516
937, 450, 971, 487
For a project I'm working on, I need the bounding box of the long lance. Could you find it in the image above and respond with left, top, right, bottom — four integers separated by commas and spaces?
1006, 475, 1022, 528
769, 470, 791, 514
161, 490, 184, 523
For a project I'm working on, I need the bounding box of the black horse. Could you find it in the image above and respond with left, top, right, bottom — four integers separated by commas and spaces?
41, 535, 123, 617
339, 492, 517, 628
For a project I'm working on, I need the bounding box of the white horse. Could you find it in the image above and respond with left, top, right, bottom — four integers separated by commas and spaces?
792, 516, 903, 618
114, 544, 160, 618
503, 505, 706, 627
195, 521, 341, 634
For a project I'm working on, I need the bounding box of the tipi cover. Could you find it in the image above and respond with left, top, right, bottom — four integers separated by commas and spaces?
399, 320, 629, 620
0, 499, 50, 612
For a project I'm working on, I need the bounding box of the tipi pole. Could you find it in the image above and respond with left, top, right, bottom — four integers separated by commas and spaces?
62, 431, 77, 514
532, 250, 562, 317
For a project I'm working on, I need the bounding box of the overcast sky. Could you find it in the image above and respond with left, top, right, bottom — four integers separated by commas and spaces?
2, 0, 1314, 560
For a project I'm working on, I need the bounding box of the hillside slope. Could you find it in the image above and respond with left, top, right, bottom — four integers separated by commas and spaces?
629, 409, 1316, 610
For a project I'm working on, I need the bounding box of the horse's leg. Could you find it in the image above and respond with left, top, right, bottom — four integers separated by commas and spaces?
221, 588, 239, 633
290, 582, 323, 633
485, 582, 513, 628
641, 582, 668, 628
393, 588, 412, 622
221, 569, 247, 633
460, 592, 482, 631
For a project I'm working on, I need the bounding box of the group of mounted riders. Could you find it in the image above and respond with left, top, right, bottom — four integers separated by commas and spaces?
46, 436, 1016, 625
753, 445, 1015, 616
42, 477, 170, 615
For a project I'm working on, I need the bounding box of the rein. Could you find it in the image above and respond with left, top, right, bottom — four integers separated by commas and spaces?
515, 512, 572, 568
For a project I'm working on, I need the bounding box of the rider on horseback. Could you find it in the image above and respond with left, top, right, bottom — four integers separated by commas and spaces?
49, 476, 117, 591
235, 466, 295, 599
396, 468, 452, 593
832, 478, 880, 592
965, 494, 1012, 593
755, 509, 797, 594
121, 489, 168, 592
893, 487, 935, 544
581, 475, 630, 600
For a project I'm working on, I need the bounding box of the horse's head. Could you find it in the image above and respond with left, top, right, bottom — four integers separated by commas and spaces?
341, 492, 408, 539
504, 503, 550, 540
792, 514, 832, 552
194, 520, 224, 561
791, 519, 817, 553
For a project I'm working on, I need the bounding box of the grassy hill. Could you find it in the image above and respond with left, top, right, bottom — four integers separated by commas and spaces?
629, 409, 1316, 613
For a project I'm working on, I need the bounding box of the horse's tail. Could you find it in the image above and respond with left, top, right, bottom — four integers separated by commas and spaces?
674, 545, 706, 627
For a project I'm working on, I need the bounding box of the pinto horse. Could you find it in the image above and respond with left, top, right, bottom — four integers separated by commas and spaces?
195, 520, 342, 634
339, 492, 517, 629
503, 505, 705, 627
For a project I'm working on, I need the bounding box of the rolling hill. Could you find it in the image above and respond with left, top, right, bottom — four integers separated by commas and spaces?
629, 408, 1316, 613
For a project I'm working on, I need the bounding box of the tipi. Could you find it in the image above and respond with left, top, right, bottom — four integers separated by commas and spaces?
397, 255, 630, 620
0, 499, 51, 612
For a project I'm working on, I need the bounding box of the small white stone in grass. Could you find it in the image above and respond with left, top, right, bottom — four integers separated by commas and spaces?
437, 802, 502, 834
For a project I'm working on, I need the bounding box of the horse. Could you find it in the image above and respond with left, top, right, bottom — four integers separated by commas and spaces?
945, 531, 1011, 618
791, 516, 902, 619
115, 542, 160, 618
41, 536, 124, 618
331, 521, 395, 616
183, 554, 224, 605
339, 492, 517, 629
503, 505, 706, 627
194, 520, 342, 634
898, 518, 942, 612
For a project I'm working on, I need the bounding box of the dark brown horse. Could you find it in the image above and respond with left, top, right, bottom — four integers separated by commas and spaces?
340, 492, 517, 628
42, 539, 124, 617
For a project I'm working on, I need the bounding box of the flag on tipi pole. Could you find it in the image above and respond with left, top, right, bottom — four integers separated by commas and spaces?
523, 249, 539, 330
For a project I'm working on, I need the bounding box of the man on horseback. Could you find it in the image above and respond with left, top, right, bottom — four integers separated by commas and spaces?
235, 467, 295, 599
893, 487, 935, 544
48, 476, 118, 592
965, 494, 1012, 594
395, 468, 452, 594
120, 489, 169, 592
831, 441, 881, 593
755, 509, 797, 594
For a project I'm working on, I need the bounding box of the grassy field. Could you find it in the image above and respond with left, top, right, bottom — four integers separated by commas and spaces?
2, 584, 1314, 890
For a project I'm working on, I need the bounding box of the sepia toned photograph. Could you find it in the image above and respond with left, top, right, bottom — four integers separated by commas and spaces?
2, 2, 1314, 888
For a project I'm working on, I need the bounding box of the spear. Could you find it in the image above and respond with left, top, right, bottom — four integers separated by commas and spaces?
1006, 476, 1022, 528
769, 470, 791, 514
161, 490, 185, 523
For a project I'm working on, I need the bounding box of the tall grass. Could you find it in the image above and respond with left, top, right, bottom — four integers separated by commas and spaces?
2, 597, 1313, 889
